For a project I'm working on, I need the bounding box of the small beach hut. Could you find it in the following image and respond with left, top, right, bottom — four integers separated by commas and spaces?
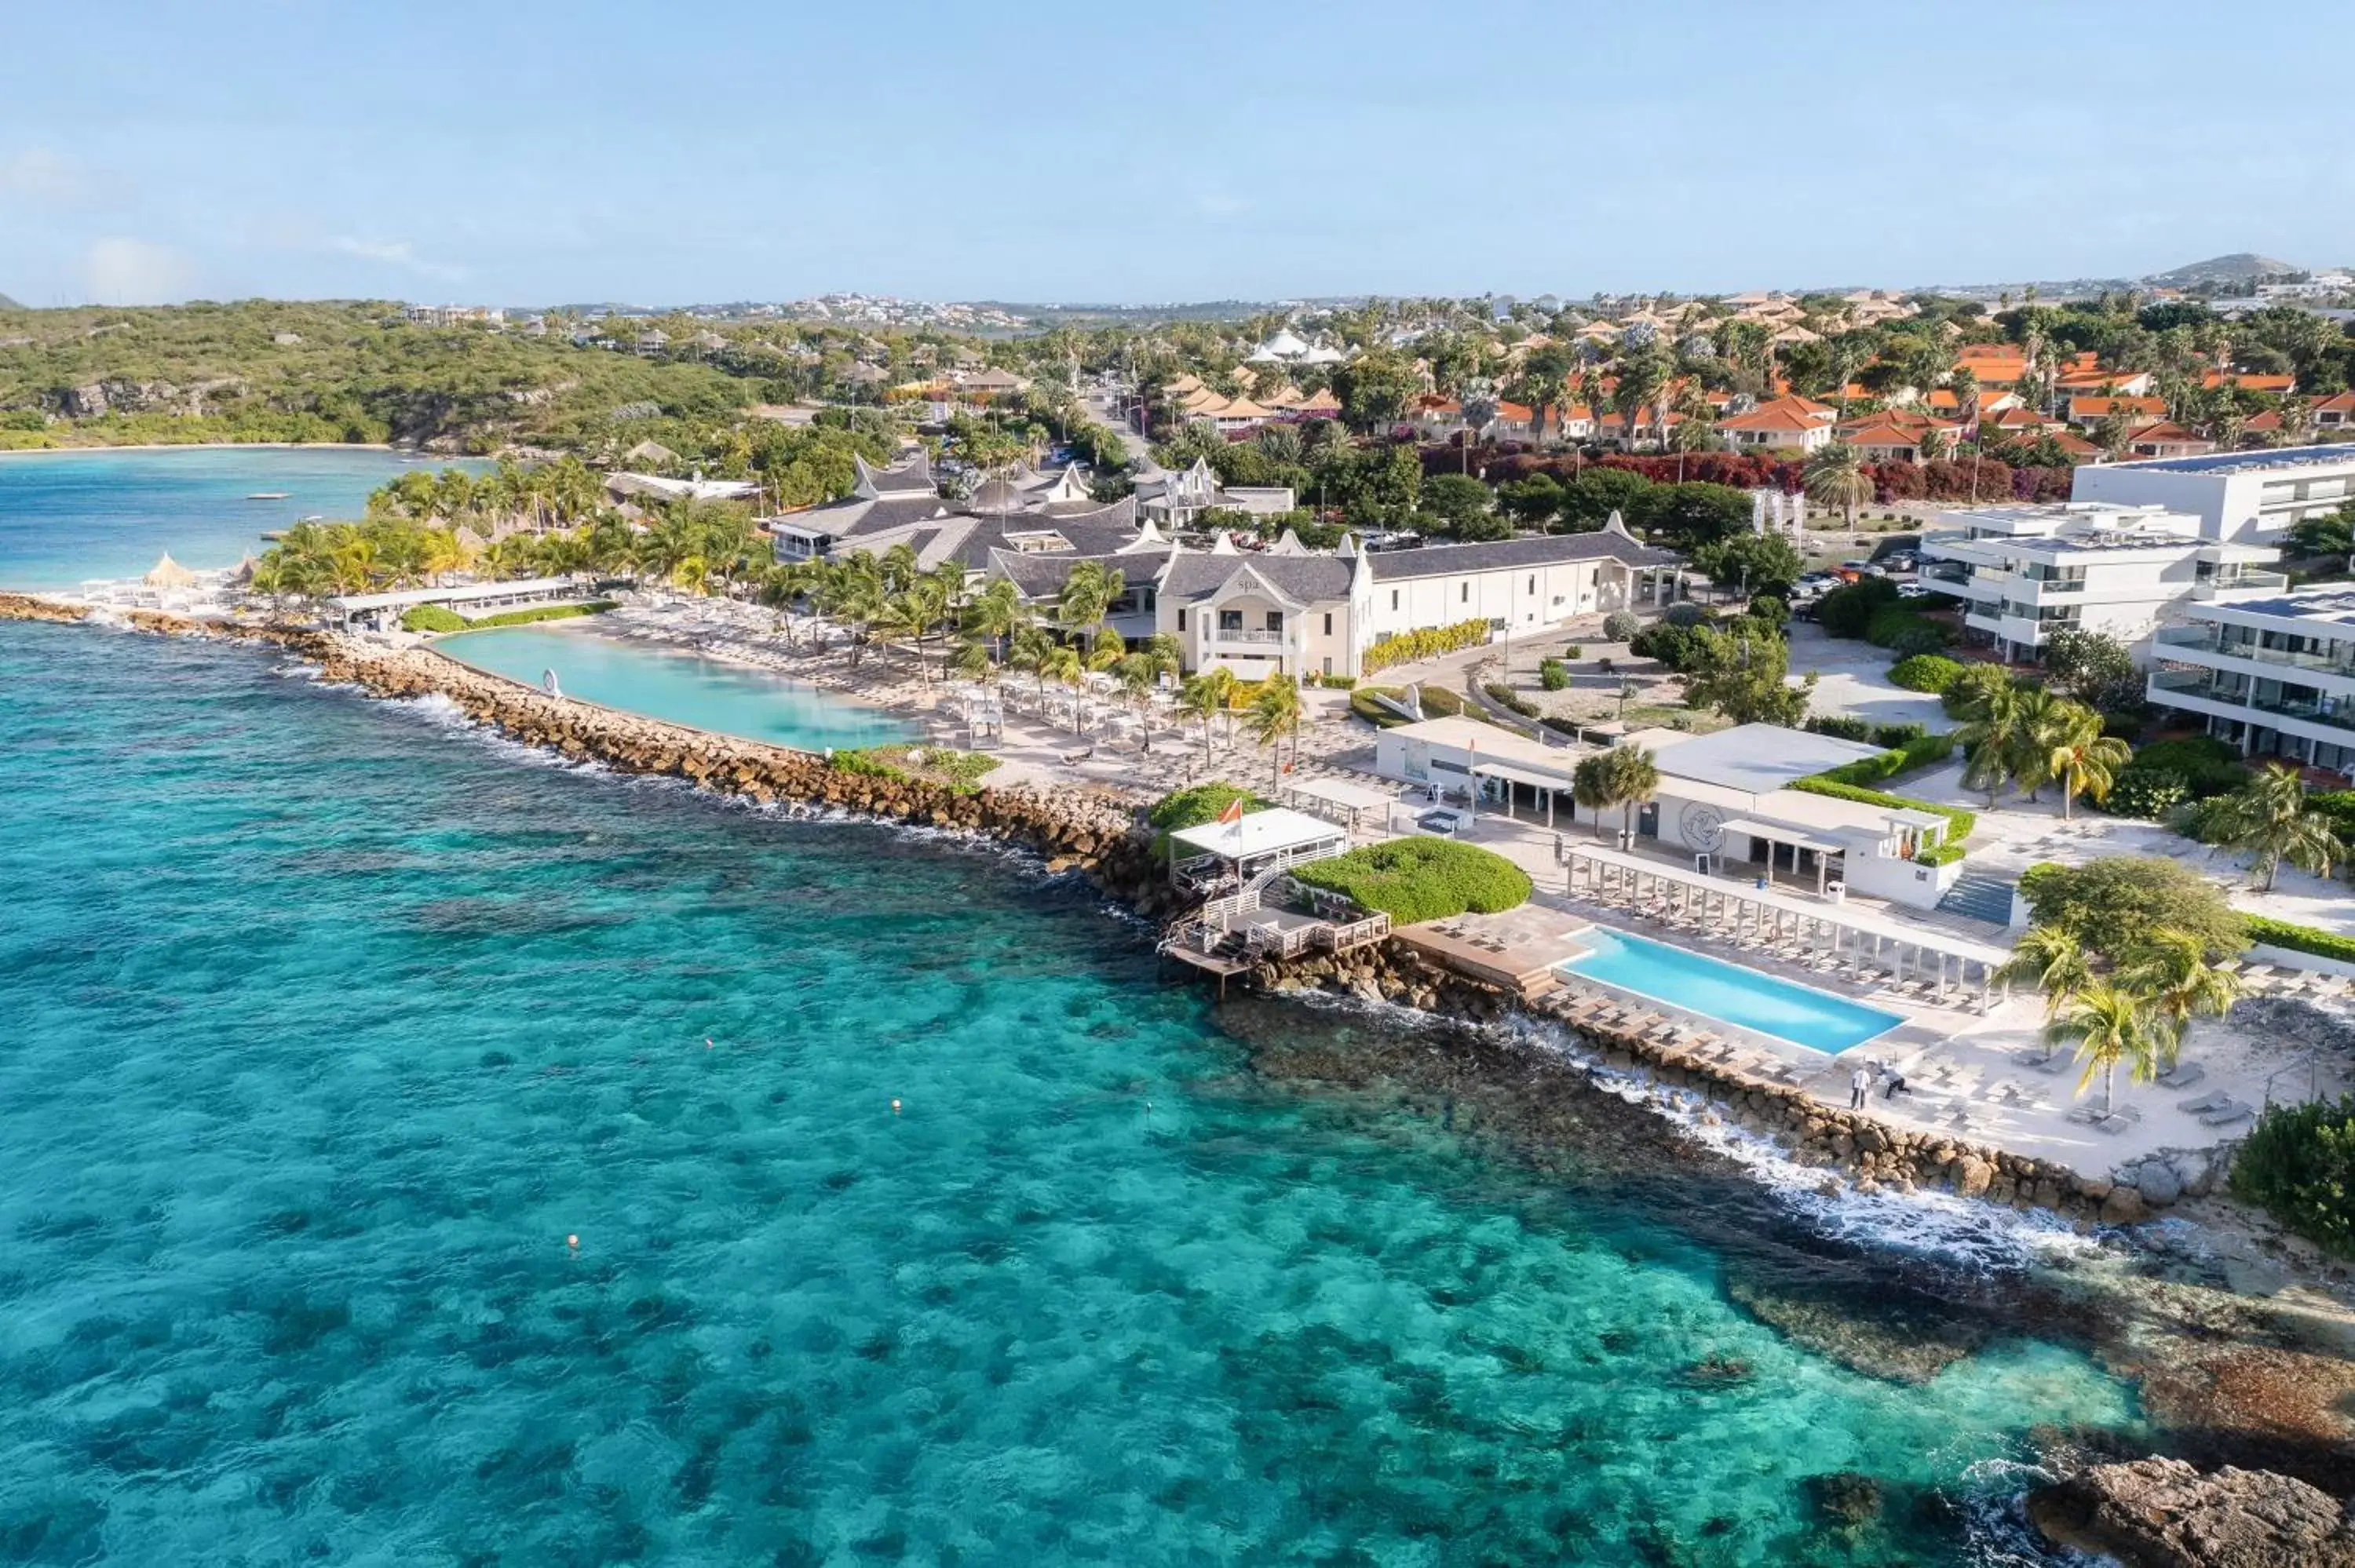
144, 553, 199, 589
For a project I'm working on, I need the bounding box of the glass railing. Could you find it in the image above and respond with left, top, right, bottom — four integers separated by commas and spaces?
1212, 628, 1286, 645
2251, 694, 2355, 731
2149, 629, 2355, 676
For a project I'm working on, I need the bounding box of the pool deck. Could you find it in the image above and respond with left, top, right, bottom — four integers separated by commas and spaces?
1393, 906, 1594, 1001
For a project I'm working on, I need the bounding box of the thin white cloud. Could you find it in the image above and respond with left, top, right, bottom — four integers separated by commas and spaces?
326, 235, 466, 283
83, 239, 196, 305
0, 148, 113, 209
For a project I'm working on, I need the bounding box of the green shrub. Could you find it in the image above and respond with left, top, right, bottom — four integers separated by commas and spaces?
1889, 654, 1965, 694
2231, 1096, 2355, 1256
1560, 644, 1583, 661
830, 750, 906, 781
1789, 775, 1975, 845
400, 603, 467, 633
1942, 662, 2019, 718
1806, 715, 1873, 742
1539, 658, 1570, 691
1912, 841, 1966, 867
834, 744, 1001, 792
1484, 681, 1539, 717
1747, 595, 1789, 627
464, 600, 616, 629
2104, 767, 2190, 820
1601, 611, 1641, 643
1865, 604, 1948, 651
1291, 838, 1533, 924
1803, 731, 1956, 788
1362, 617, 1492, 674
1871, 720, 1929, 749
2131, 737, 2250, 798
2243, 913, 2355, 965
1320, 674, 1357, 691
1149, 782, 1275, 860
2016, 857, 2248, 964
1663, 601, 1707, 629
1817, 578, 1900, 639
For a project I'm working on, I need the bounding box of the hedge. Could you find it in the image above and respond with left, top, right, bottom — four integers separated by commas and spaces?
1291, 838, 1533, 924
1806, 731, 1956, 788
2243, 913, 2355, 965
2232, 1096, 2355, 1257
1789, 775, 1977, 846
833, 744, 1001, 793
1484, 681, 1539, 718
466, 600, 617, 629
1865, 604, 1950, 651
1912, 841, 1966, 867
1361, 617, 1492, 675
1889, 654, 1965, 694
400, 604, 467, 633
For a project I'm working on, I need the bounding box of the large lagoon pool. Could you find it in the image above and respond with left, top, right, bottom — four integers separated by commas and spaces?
1563, 927, 1901, 1054
440, 622, 912, 753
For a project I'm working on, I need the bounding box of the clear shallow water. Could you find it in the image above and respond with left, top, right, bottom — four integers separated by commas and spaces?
442, 621, 911, 751
1565, 928, 1902, 1054
0, 623, 2138, 1564
0, 447, 480, 589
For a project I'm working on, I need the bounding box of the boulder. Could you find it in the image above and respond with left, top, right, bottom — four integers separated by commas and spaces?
2028, 1458, 2355, 1568
1954, 1156, 1994, 1199
2136, 1161, 2185, 1209
2101, 1186, 2152, 1226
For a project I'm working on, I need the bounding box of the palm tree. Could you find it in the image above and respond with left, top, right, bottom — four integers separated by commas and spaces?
2044, 982, 2163, 1116
1176, 673, 1225, 764
1247, 674, 1305, 788
1605, 744, 1660, 845
1994, 925, 2092, 1019
1801, 443, 1874, 531
1008, 625, 1058, 712
2210, 763, 2347, 891
962, 578, 1028, 662
1039, 644, 1086, 731
2043, 702, 2131, 819
1953, 678, 2028, 806
2116, 928, 2243, 1061
947, 637, 995, 684
1057, 560, 1125, 644
1113, 654, 1160, 751
1571, 752, 1616, 841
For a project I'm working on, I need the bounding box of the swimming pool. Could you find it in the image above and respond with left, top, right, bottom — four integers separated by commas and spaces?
440, 622, 912, 753
1560, 928, 1900, 1055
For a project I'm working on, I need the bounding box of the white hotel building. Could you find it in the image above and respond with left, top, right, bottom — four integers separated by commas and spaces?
2070, 444, 2355, 546
1919, 502, 2285, 664
2147, 586, 2355, 778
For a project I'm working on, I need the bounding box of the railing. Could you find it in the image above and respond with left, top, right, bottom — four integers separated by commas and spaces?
1242, 839, 1348, 892
1210, 628, 1286, 645
1316, 913, 1393, 951
2250, 694, 2355, 732
1244, 923, 1318, 961
2151, 628, 2355, 677
1200, 888, 1261, 923
2194, 570, 2293, 599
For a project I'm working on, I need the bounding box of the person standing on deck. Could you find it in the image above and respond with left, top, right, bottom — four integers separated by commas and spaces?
1849, 1065, 1870, 1110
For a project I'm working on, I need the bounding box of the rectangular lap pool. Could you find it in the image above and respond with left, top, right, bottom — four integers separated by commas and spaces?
1560, 928, 1900, 1055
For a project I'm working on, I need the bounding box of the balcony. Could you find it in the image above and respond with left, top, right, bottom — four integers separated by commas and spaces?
2150, 627, 2355, 680
2251, 693, 2355, 734
1210, 627, 1287, 646
2193, 569, 2292, 600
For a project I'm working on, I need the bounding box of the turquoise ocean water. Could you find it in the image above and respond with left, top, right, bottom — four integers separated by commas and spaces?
441, 623, 912, 751
0, 452, 2141, 1563
0, 622, 2141, 1565
0, 447, 481, 589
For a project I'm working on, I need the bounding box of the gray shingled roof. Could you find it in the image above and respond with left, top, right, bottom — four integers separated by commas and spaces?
1364, 531, 1678, 580
1159, 553, 1354, 603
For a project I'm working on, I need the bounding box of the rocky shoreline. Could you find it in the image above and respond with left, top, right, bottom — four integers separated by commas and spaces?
11, 591, 2355, 1563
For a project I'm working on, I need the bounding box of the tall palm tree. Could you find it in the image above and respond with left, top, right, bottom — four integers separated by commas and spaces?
2043, 701, 2131, 819
1057, 560, 1125, 644
1571, 751, 1615, 841
2211, 763, 2346, 891
947, 637, 995, 684
962, 578, 1028, 662
1994, 925, 2091, 1019
2116, 928, 2243, 1062
2044, 983, 2163, 1116
1247, 674, 1305, 788
1039, 644, 1086, 731
1801, 443, 1874, 531
1113, 654, 1160, 752
1176, 673, 1226, 764
1009, 625, 1058, 711
1605, 744, 1660, 844
1953, 679, 2028, 806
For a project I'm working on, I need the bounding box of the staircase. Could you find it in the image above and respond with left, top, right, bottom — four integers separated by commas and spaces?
1936, 869, 2015, 928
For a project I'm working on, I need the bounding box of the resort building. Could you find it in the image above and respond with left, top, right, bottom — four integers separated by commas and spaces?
2146, 585, 2355, 777
1919, 502, 2287, 663
1716, 395, 1837, 454
2069, 445, 2355, 545
1131, 456, 1294, 527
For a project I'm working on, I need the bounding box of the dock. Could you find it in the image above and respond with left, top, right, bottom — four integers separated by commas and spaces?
1389, 904, 1596, 1001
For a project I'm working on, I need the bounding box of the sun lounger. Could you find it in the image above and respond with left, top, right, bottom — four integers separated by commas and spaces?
2094, 1115, 2134, 1135
2179, 1090, 2231, 1114
2156, 1063, 2204, 1091
2064, 1104, 2107, 1125
2200, 1102, 2254, 1129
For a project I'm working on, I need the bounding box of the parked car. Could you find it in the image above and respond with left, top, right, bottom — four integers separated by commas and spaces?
1896, 582, 1933, 600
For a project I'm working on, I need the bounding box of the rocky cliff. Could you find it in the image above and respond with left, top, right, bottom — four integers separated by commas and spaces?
2030, 1458, 2355, 1567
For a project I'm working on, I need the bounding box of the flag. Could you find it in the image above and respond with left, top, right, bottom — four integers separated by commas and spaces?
1218, 797, 1245, 825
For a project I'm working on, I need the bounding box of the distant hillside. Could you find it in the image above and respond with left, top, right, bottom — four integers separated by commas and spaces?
2145, 253, 2298, 287
0, 293, 22, 312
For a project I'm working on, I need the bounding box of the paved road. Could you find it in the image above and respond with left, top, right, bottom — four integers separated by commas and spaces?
1083, 390, 1153, 465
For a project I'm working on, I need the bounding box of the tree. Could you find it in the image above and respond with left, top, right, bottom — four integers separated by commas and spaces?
1571, 745, 1661, 845
2116, 928, 2243, 1053
2042, 699, 2131, 819
2042, 626, 2142, 713
1994, 925, 2092, 1019
1177, 671, 1229, 764
1954, 677, 2030, 805
1690, 531, 1803, 599
1057, 560, 1126, 644
2209, 764, 2346, 891
2288, 500, 2355, 563
1802, 443, 1874, 531
2016, 856, 2248, 968
1247, 674, 1305, 786
2045, 982, 2164, 1115
1039, 644, 1086, 731
1675, 623, 1815, 726
1422, 473, 1498, 538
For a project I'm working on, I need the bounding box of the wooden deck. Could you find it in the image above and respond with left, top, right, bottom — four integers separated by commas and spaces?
1392, 906, 1597, 1001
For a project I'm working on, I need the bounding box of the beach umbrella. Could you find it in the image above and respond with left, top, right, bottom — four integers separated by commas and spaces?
144, 553, 199, 589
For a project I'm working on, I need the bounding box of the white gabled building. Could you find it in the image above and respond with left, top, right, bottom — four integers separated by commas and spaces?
1920, 501, 2287, 664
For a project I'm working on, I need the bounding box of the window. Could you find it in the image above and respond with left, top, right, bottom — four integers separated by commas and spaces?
1459, 583, 1469, 603
1322, 612, 1332, 636
1265, 611, 1282, 633
1390, 590, 1399, 611
1218, 610, 1243, 632
1527, 574, 1536, 594
1177, 608, 1187, 631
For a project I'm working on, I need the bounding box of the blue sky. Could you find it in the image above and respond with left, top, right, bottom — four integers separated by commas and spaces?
4, 2, 2350, 308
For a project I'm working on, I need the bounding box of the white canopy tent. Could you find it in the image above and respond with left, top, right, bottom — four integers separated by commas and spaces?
1167, 807, 1352, 890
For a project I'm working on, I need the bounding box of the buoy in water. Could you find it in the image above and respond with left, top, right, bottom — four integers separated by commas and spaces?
566, 1234, 579, 1249
891, 1099, 902, 1115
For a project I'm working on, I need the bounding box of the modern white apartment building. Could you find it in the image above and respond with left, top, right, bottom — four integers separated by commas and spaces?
2070, 444, 2355, 545
1919, 502, 2285, 664
2146, 586, 2355, 777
